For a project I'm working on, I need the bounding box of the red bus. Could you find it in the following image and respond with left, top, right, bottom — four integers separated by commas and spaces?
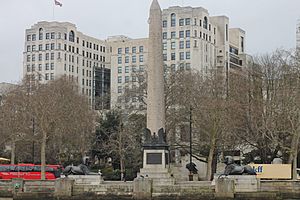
0, 164, 63, 180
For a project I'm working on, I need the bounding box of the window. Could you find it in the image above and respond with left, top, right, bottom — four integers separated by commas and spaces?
38, 64, 42, 71
27, 45, 31, 52
31, 64, 35, 71
32, 34, 36, 41
185, 18, 191, 25
179, 31, 184, 38
50, 52, 54, 60
226, 24, 228, 41
139, 55, 144, 62
186, 63, 191, 70
118, 76, 122, 83
27, 65, 30, 72
194, 40, 197, 47
50, 63, 54, 70
38, 54, 42, 61
118, 57, 122, 64
132, 76, 137, 82
179, 19, 184, 26
139, 65, 144, 72
118, 66, 122, 73
132, 55, 136, 63
194, 18, 197, 26
125, 47, 129, 54
163, 53, 167, 61
31, 45, 36, 51
46, 44, 50, 50
69, 31, 75, 42
186, 30, 190, 37
118, 86, 122, 93
171, 13, 176, 27
163, 20, 167, 28
171, 52, 175, 60
45, 73, 49, 80
186, 51, 190, 59
27, 55, 31, 62
46, 33, 50, 39
203, 17, 208, 29
27, 35, 31, 41
125, 66, 129, 73
163, 42, 167, 50
118, 48, 122, 54
125, 76, 129, 83
179, 41, 184, 49
51, 32, 55, 39
194, 30, 197, 37
51, 43, 55, 50
50, 73, 54, 80
139, 46, 144, 52
171, 31, 176, 39
39, 44, 43, 51
132, 46, 136, 53
163, 32, 167, 39
199, 20, 202, 27
39, 28, 43, 40
132, 66, 137, 72
209, 24, 211, 31
179, 52, 184, 60
46, 63, 49, 70
171, 42, 176, 49
38, 74, 42, 81
186, 40, 190, 48
125, 56, 129, 63
32, 54, 35, 61
45, 53, 49, 60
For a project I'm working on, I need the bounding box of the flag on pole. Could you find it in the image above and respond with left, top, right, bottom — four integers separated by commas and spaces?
54, 0, 62, 7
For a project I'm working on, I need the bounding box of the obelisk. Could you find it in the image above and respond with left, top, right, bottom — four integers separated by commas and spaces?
147, 0, 165, 135
138, 1, 173, 185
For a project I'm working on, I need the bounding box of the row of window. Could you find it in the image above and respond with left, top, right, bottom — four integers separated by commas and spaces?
27, 29, 106, 52
163, 40, 191, 50
82, 78, 92, 87
117, 55, 144, 64
63, 64, 93, 78
164, 15, 209, 30
117, 46, 144, 54
27, 73, 55, 81
26, 63, 55, 72
163, 30, 213, 41
163, 52, 191, 61
26, 53, 55, 62
82, 88, 92, 96
117, 65, 145, 74
117, 75, 141, 84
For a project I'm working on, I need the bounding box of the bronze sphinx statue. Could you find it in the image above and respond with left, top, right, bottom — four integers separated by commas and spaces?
223, 156, 256, 176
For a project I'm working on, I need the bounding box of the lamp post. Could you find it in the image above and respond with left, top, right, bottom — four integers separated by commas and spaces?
188, 106, 193, 181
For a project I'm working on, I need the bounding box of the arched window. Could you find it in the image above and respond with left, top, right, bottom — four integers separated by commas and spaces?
171, 13, 176, 27
39, 28, 43, 40
69, 30, 75, 42
203, 17, 208, 29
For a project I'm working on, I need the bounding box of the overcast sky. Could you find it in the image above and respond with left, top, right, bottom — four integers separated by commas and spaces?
0, 0, 299, 83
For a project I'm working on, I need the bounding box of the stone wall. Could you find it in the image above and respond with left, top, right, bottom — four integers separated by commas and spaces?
2, 178, 300, 199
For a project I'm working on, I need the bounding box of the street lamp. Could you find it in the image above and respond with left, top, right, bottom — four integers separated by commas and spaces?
188, 106, 193, 181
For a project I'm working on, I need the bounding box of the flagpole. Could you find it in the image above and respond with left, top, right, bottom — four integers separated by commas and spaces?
52, 1, 55, 20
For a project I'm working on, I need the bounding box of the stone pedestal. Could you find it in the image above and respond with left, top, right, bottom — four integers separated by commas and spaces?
54, 178, 75, 197
215, 177, 235, 198
67, 175, 103, 185
133, 177, 153, 200
139, 148, 174, 185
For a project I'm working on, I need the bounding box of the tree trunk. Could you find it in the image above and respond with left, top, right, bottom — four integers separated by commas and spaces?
41, 131, 47, 180
10, 141, 15, 165
293, 154, 298, 180
206, 129, 216, 181
120, 157, 125, 181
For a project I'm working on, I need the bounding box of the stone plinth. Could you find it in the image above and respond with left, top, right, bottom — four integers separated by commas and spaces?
54, 178, 74, 197
133, 177, 152, 200
215, 177, 235, 198
67, 175, 103, 185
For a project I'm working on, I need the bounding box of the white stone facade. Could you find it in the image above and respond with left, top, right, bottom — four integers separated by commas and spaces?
23, 21, 109, 105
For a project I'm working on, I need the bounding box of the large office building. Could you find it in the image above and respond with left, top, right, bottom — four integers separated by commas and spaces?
23, 6, 249, 110
109, 6, 249, 109
23, 21, 110, 108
